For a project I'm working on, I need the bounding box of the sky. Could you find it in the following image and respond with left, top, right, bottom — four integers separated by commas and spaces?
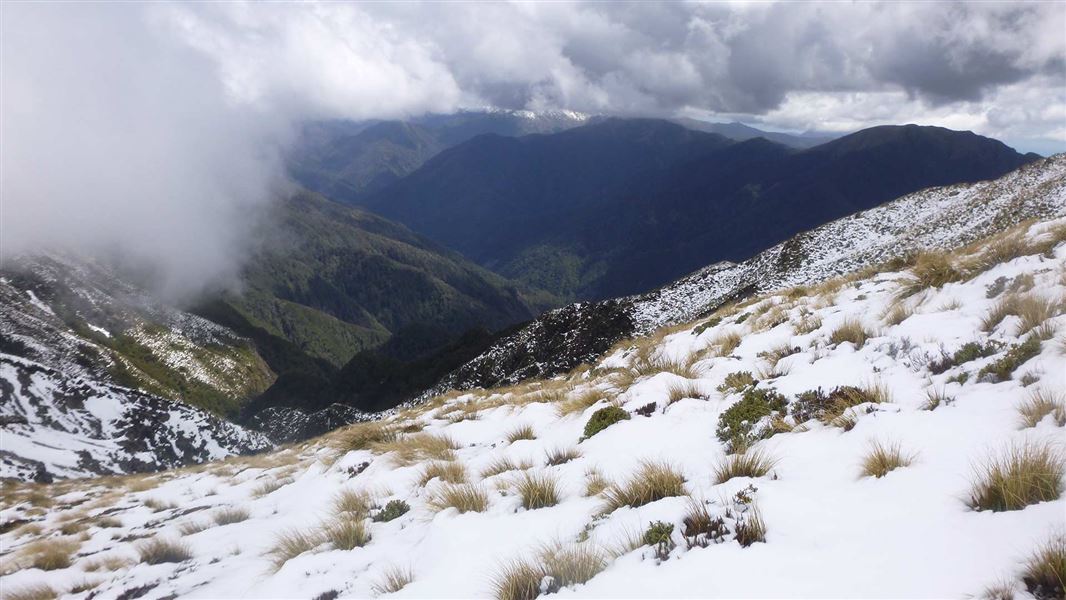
2, 1, 1065, 298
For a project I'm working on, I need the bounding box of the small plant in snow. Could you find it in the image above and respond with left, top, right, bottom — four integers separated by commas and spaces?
642, 521, 675, 561
582, 406, 629, 439
1021, 532, 1065, 600
969, 442, 1064, 511
372, 500, 410, 522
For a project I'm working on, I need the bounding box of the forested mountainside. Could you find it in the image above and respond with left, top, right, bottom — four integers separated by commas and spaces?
369, 120, 1039, 300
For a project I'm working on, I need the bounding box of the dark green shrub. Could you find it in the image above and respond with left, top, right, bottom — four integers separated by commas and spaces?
790, 385, 884, 427
372, 500, 410, 522
642, 521, 675, 561
715, 387, 788, 451
692, 317, 722, 336
978, 336, 1042, 383
716, 371, 756, 394
582, 406, 630, 439
734, 313, 750, 324
929, 340, 1001, 374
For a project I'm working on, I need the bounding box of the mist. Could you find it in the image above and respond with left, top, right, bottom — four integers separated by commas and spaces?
3, 2, 1063, 301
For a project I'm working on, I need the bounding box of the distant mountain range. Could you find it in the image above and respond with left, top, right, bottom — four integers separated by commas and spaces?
366, 119, 1039, 299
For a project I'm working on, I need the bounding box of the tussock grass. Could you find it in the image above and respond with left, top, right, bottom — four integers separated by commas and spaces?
506, 425, 537, 443
1021, 532, 1065, 600
710, 331, 743, 356
80, 554, 132, 572
142, 497, 175, 512
714, 449, 778, 483
978, 581, 1018, 600
632, 353, 700, 379
136, 537, 192, 565
602, 461, 685, 513
419, 461, 468, 485
969, 443, 1065, 511
251, 476, 294, 498
4, 584, 56, 600
584, 469, 609, 497
1019, 388, 1066, 428
23, 537, 80, 570
213, 506, 250, 526
330, 421, 398, 452
829, 318, 871, 348
983, 293, 1064, 334
922, 387, 954, 411
481, 457, 531, 478
492, 544, 608, 600
897, 252, 964, 297
545, 446, 582, 466
882, 301, 917, 326
323, 518, 371, 550
372, 565, 414, 595
717, 371, 756, 394
556, 388, 610, 417
267, 528, 322, 570
759, 342, 801, 367
515, 472, 560, 510
178, 520, 210, 536
793, 311, 822, 335
427, 484, 489, 513
95, 516, 122, 529
372, 433, 458, 466
861, 441, 916, 478
666, 380, 706, 404
333, 489, 372, 517
734, 506, 767, 547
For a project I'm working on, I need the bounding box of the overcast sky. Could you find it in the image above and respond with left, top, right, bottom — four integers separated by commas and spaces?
3, 1, 1064, 297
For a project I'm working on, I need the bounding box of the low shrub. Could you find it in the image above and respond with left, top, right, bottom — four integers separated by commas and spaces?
790, 385, 887, 428
642, 521, 675, 561
716, 371, 756, 394
582, 406, 630, 439
978, 336, 1043, 383
969, 443, 1064, 511
715, 387, 788, 451
929, 341, 1001, 374
372, 500, 410, 523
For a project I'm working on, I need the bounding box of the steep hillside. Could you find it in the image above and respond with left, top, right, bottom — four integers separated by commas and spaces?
218, 191, 541, 368
289, 109, 591, 205
672, 118, 836, 148
3, 215, 1063, 599
369, 121, 1038, 299
427, 155, 1066, 394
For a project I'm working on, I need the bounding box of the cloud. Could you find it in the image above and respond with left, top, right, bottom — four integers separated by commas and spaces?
2, 2, 1063, 300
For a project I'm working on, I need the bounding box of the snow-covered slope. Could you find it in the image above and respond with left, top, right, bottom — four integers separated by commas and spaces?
431, 155, 1066, 394
0, 255, 275, 481
2, 217, 1063, 599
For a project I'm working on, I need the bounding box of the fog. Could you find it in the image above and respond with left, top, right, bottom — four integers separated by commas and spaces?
2, 2, 1062, 300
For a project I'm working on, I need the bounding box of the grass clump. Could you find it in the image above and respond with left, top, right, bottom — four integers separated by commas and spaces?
860, 441, 915, 478
584, 469, 609, 497
969, 443, 1064, 511
4, 584, 56, 600
829, 318, 871, 348
136, 537, 192, 565
492, 544, 608, 600
898, 252, 964, 297
372, 432, 458, 466
545, 446, 582, 466
714, 449, 778, 483
983, 293, 1063, 334
734, 506, 767, 547
213, 506, 250, 526
482, 457, 531, 478
372, 565, 414, 595
1019, 388, 1066, 428
23, 538, 80, 570
251, 477, 293, 498
333, 489, 372, 517
790, 384, 888, 429
715, 387, 788, 451
1022, 533, 1066, 600
602, 460, 685, 513
516, 472, 560, 510
331, 421, 397, 452
666, 380, 706, 405
922, 387, 954, 411
428, 484, 489, 513
506, 425, 537, 443
267, 528, 322, 570
717, 371, 756, 394
978, 335, 1043, 383
372, 499, 410, 523
323, 518, 371, 550
556, 388, 610, 417
419, 461, 468, 485
582, 406, 630, 439
710, 331, 743, 356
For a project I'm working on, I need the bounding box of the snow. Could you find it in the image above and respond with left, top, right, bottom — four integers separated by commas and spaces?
3, 218, 1064, 599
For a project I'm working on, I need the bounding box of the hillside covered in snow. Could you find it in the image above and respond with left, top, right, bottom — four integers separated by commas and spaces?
2, 216, 1063, 599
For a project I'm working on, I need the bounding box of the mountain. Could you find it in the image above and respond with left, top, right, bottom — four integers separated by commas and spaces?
422, 154, 1066, 394
672, 117, 836, 148
4, 209, 1062, 598
212, 191, 542, 369
368, 120, 1040, 300
288, 109, 591, 204
0, 256, 273, 481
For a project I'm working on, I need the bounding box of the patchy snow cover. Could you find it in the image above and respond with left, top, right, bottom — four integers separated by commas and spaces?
0, 354, 271, 482
430, 155, 1066, 394
3, 218, 1063, 599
